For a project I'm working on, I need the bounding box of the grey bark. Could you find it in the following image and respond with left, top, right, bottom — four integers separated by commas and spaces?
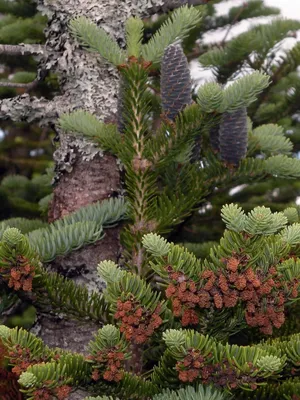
0, 44, 45, 56
1, 0, 203, 398
0, 94, 57, 123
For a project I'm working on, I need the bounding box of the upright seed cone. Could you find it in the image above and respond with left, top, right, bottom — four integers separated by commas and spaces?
161, 44, 192, 121
190, 135, 202, 163
219, 107, 248, 166
209, 124, 220, 152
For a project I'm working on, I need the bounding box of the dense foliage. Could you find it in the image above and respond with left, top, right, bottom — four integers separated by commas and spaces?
177, 0, 300, 247
1, 1, 300, 399
0, 0, 54, 221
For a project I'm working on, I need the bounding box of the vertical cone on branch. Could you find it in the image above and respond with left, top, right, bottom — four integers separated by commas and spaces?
219, 107, 248, 166
191, 135, 202, 163
161, 44, 192, 121
209, 124, 220, 152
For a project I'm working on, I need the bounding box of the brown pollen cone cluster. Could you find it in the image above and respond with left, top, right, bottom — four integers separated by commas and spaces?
54, 385, 72, 400
114, 297, 163, 344
202, 254, 299, 335
90, 346, 125, 382
165, 266, 209, 327
32, 388, 52, 400
176, 348, 258, 390
8, 345, 37, 376
175, 349, 206, 382
165, 252, 299, 334
32, 385, 71, 400
7, 344, 51, 378
0, 255, 35, 292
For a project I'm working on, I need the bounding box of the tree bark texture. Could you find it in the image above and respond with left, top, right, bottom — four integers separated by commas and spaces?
1, 0, 201, 397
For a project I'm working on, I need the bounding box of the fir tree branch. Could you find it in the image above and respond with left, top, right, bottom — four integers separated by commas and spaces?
27, 221, 105, 263
0, 218, 47, 239
59, 110, 122, 155
147, 104, 204, 166
0, 95, 57, 123
25, 197, 127, 262
69, 17, 126, 66
251, 61, 287, 117
19, 354, 92, 397
153, 385, 226, 400
125, 17, 144, 58
167, 0, 209, 6
0, 79, 39, 93
250, 124, 293, 156
0, 229, 111, 323
36, 267, 111, 323
264, 155, 300, 179
220, 72, 270, 112
120, 63, 159, 270
221, 2, 247, 45
0, 43, 45, 56
141, 5, 204, 65
52, 197, 127, 229
0, 81, 32, 88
